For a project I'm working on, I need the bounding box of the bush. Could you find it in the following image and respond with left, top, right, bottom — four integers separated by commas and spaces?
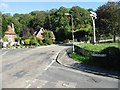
37, 39, 44, 45
15, 35, 21, 42
64, 39, 70, 43
69, 52, 90, 63
43, 39, 53, 45
30, 37, 38, 45
43, 30, 55, 45
24, 39, 31, 45
92, 47, 120, 70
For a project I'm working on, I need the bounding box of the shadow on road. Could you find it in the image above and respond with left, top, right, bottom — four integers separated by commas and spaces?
70, 62, 120, 79
57, 43, 73, 46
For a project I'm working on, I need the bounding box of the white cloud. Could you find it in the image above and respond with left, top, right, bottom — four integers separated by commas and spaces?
0, 3, 8, 8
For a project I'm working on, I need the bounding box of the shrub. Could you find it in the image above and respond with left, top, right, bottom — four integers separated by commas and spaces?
37, 39, 43, 45
30, 37, 38, 45
99, 47, 120, 69
15, 35, 21, 42
64, 39, 70, 43
24, 39, 31, 45
43, 38, 53, 45
92, 47, 120, 70
43, 30, 55, 45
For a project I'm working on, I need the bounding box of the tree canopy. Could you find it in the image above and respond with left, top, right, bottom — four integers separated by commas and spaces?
2, 1, 119, 42
96, 1, 120, 42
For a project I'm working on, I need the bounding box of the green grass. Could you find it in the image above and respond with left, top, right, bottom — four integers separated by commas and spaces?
69, 50, 90, 63
79, 43, 119, 52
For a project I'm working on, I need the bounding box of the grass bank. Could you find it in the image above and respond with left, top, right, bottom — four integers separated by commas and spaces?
69, 50, 90, 63
79, 43, 119, 52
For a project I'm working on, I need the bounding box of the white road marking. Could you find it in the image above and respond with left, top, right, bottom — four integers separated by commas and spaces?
26, 84, 31, 88
1, 51, 8, 56
44, 60, 55, 71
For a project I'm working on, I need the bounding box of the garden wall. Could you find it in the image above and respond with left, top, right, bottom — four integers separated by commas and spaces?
74, 45, 93, 57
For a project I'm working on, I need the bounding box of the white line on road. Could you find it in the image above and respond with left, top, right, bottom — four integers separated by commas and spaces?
1, 51, 8, 56
44, 60, 55, 71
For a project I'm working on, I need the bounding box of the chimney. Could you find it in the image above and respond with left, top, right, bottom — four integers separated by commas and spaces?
11, 23, 15, 32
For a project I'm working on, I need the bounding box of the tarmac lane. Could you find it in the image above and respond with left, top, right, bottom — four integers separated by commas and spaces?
1, 44, 119, 88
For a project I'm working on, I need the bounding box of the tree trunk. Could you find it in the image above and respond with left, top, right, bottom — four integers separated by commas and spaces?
113, 30, 116, 42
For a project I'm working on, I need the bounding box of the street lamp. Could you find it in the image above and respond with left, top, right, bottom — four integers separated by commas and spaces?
65, 13, 74, 52
90, 11, 97, 44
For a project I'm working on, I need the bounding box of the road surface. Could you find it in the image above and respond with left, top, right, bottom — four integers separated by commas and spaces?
0, 45, 119, 88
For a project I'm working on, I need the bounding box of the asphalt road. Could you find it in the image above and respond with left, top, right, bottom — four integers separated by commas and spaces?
1, 45, 119, 88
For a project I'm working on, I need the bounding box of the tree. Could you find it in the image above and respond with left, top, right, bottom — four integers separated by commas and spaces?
20, 27, 34, 39
43, 30, 55, 45
29, 11, 47, 30
69, 6, 92, 40
96, 1, 119, 42
2, 14, 8, 37
44, 7, 71, 41
1, 6, 93, 42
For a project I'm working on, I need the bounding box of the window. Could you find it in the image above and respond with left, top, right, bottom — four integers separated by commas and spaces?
8, 35, 12, 42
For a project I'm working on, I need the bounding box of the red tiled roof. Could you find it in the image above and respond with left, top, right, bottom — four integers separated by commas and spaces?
5, 26, 16, 35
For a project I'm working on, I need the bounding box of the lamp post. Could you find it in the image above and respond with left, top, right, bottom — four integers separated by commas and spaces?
65, 13, 74, 52
90, 11, 97, 44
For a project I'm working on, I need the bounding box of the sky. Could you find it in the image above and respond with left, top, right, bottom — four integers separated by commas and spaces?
0, 2, 108, 15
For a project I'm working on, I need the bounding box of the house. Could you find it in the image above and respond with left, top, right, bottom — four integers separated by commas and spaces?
34, 27, 45, 40
4, 23, 16, 42
4, 23, 17, 47
34, 27, 55, 41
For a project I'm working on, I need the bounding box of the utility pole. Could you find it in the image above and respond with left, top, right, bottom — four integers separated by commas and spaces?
65, 13, 74, 52
90, 11, 97, 44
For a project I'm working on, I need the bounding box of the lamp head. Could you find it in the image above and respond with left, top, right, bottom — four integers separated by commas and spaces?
90, 11, 97, 17
65, 13, 72, 16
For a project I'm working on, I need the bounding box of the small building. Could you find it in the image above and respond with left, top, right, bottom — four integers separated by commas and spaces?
34, 27, 45, 40
4, 23, 17, 42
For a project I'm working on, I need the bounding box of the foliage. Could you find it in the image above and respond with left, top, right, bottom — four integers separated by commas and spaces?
44, 6, 92, 41
29, 11, 47, 29
43, 38, 53, 45
79, 43, 119, 52
15, 35, 21, 42
2, 14, 8, 37
69, 49, 90, 63
94, 47, 120, 70
96, 1, 120, 42
78, 43, 120, 70
20, 27, 34, 39
2, 2, 119, 43
37, 38, 43, 45
30, 36, 38, 45
43, 30, 55, 45
24, 39, 31, 45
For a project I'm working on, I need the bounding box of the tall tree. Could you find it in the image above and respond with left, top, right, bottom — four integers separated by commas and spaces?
96, 1, 119, 42
2, 14, 8, 37
29, 11, 47, 30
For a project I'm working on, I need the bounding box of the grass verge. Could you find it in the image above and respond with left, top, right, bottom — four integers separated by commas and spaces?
69, 50, 90, 63
79, 43, 119, 52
